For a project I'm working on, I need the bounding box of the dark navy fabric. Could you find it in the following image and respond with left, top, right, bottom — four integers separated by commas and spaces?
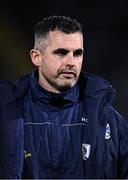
0, 71, 128, 179
23, 72, 80, 178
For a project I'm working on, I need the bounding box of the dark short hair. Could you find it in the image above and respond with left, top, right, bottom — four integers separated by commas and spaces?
35, 15, 83, 39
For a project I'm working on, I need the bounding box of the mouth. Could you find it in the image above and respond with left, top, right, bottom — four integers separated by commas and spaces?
60, 71, 76, 78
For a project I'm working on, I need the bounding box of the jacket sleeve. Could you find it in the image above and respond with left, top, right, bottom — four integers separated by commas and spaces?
110, 107, 128, 178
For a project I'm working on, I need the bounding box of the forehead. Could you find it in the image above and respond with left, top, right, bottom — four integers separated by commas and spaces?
47, 30, 83, 49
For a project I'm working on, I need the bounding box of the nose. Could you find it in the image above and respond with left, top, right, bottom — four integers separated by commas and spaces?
64, 53, 75, 66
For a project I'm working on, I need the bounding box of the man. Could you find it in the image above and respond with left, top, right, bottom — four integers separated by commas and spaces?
0, 15, 128, 179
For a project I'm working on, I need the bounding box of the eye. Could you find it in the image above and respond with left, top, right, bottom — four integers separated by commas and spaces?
73, 49, 84, 57
53, 49, 69, 56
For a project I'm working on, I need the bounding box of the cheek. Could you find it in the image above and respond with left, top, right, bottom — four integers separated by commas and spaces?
43, 61, 61, 76
76, 59, 83, 69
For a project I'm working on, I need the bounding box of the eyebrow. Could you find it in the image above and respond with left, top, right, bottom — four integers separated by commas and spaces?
73, 49, 84, 55
53, 48, 69, 55
53, 48, 84, 55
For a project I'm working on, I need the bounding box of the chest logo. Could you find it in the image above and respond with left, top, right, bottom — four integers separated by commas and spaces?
105, 123, 111, 140
82, 143, 91, 160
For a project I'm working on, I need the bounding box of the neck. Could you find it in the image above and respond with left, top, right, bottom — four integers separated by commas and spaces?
38, 79, 61, 94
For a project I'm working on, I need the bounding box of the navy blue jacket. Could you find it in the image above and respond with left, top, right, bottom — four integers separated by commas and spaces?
0, 71, 128, 179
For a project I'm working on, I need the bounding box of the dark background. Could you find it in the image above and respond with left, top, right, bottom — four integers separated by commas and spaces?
0, 0, 128, 119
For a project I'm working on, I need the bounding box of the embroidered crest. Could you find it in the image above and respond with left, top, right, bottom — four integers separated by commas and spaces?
82, 143, 91, 160
105, 123, 111, 140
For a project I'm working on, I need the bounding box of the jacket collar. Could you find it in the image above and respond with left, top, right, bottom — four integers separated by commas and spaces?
0, 71, 116, 106
78, 72, 116, 105
28, 71, 79, 109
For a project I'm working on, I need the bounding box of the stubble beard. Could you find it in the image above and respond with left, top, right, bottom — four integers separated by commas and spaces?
51, 72, 78, 92
39, 67, 79, 93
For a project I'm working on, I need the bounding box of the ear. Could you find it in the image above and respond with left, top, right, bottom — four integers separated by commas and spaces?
30, 49, 42, 67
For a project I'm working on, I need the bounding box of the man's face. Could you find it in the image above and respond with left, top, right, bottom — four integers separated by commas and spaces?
37, 30, 84, 93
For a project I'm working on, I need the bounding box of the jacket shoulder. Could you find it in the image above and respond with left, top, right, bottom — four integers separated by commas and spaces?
0, 73, 32, 102
80, 71, 112, 88
110, 106, 128, 129
0, 80, 14, 99
79, 72, 116, 102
